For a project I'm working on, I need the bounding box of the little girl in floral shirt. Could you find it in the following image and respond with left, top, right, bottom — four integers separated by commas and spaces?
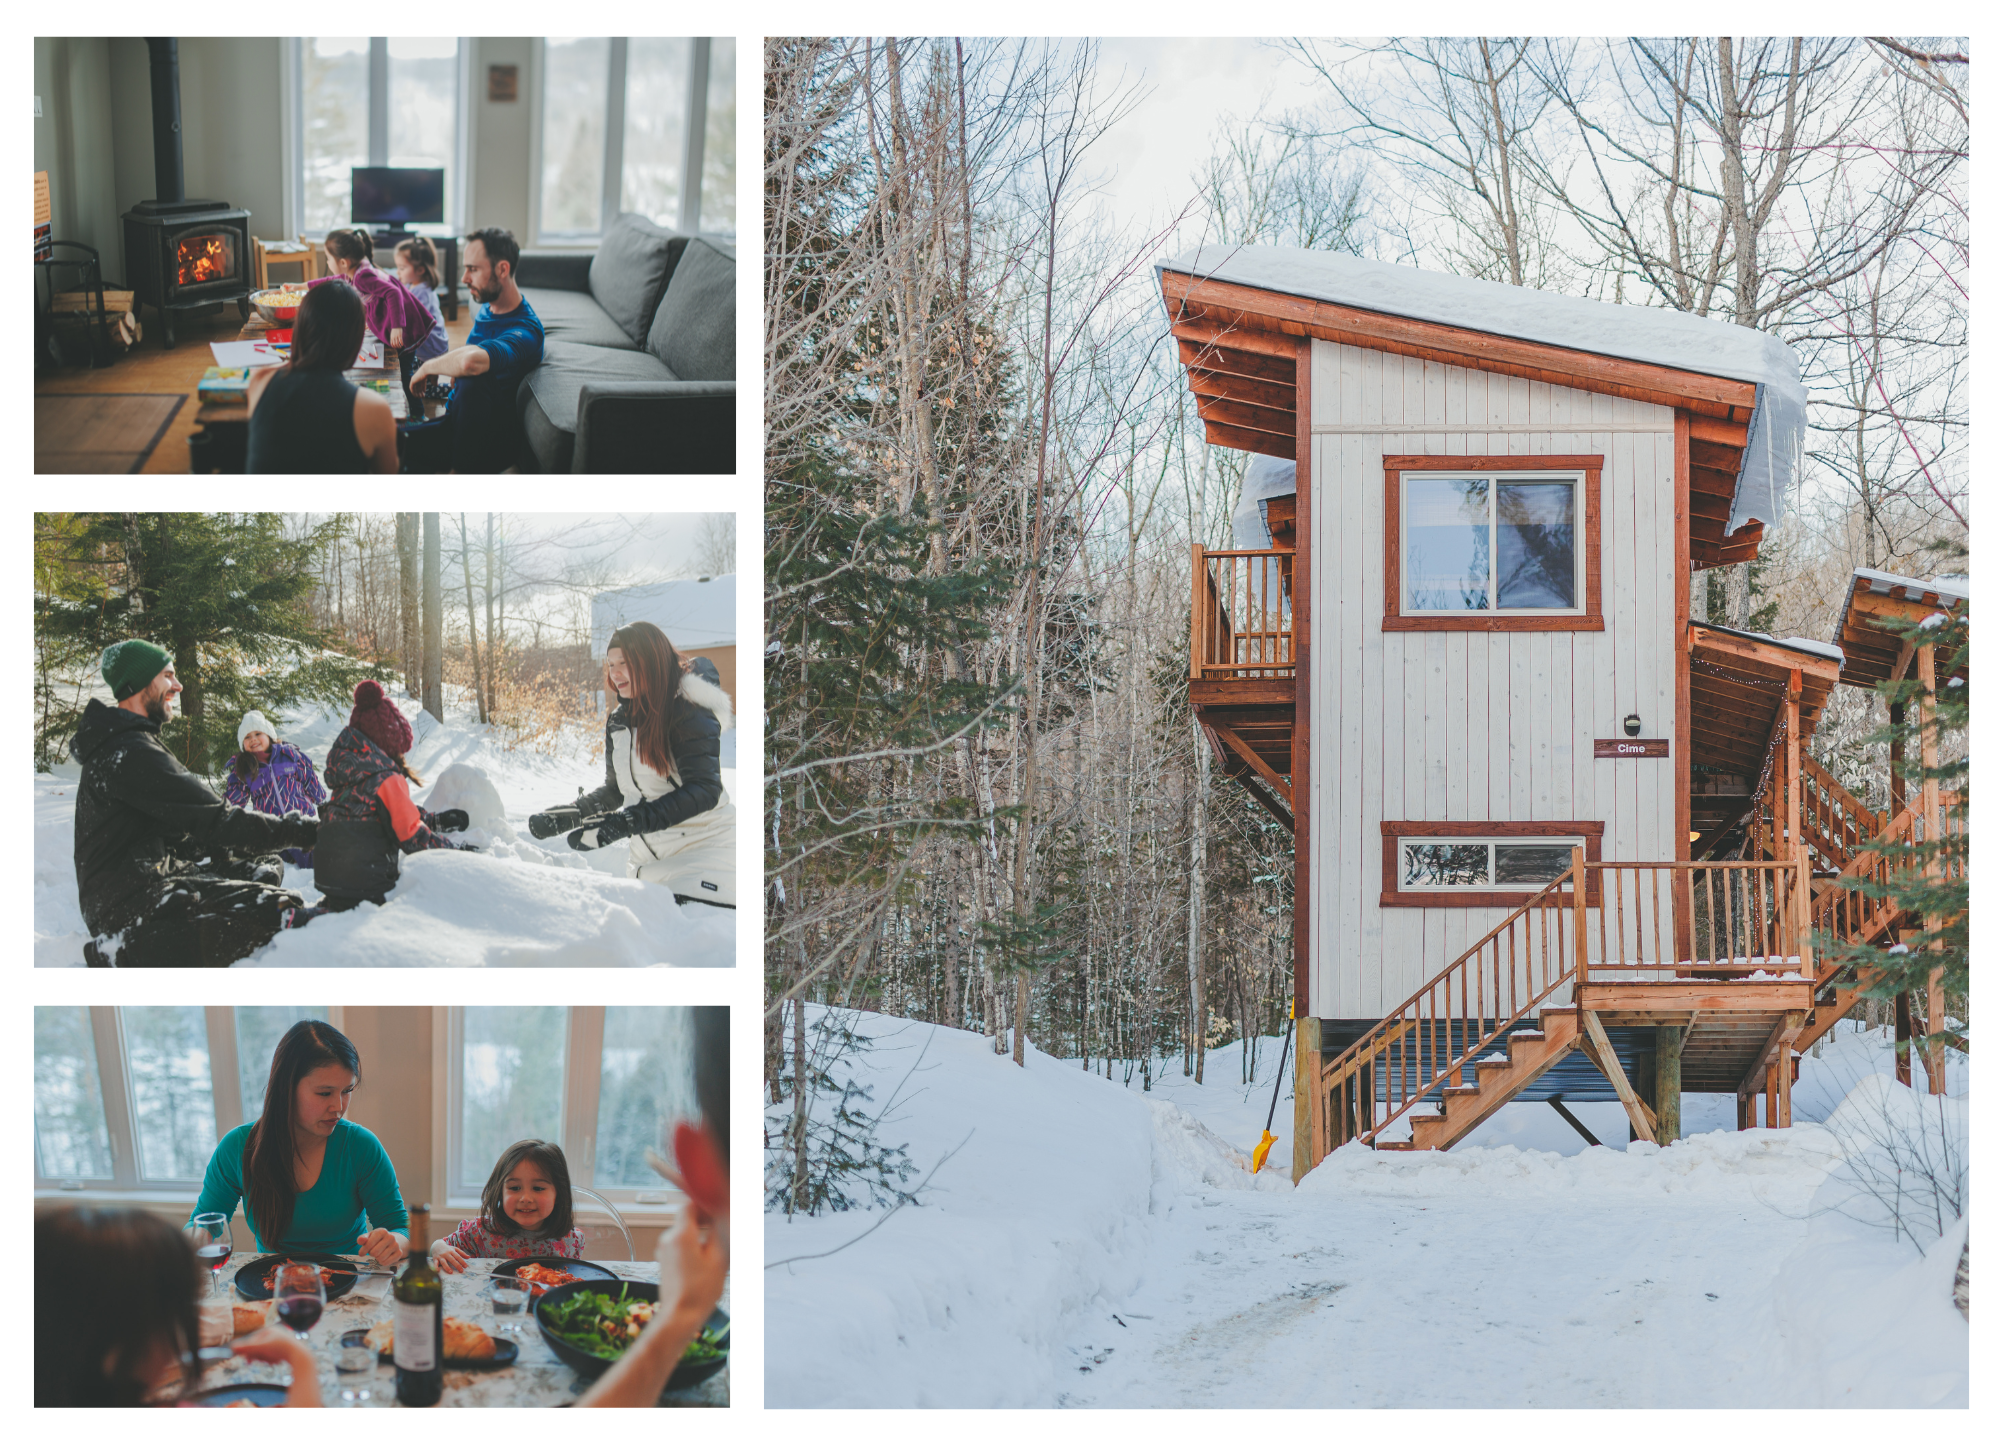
430, 1139, 586, 1270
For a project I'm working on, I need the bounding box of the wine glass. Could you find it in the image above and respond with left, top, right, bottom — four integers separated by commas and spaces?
273, 1261, 327, 1347
489, 1275, 527, 1340
188, 1213, 232, 1299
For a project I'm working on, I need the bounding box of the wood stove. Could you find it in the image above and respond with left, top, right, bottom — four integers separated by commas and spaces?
121, 40, 253, 348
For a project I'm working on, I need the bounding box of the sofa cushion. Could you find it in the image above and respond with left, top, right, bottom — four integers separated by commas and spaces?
588, 215, 686, 347
522, 340, 676, 435
520, 286, 640, 350
645, 239, 734, 382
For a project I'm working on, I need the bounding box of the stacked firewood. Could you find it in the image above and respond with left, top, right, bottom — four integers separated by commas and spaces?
49, 288, 142, 358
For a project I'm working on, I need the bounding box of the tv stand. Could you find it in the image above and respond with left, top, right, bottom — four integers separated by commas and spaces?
368, 228, 459, 322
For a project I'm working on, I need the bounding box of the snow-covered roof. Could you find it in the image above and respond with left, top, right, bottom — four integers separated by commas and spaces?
1702, 624, 1844, 666
591, 573, 736, 658
1161, 244, 1808, 539
1846, 567, 1968, 606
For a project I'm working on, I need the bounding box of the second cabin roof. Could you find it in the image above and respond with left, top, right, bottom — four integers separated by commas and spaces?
1159, 244, 1809, 569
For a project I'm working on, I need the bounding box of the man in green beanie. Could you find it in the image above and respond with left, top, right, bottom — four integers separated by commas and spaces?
69, 642, 324, 967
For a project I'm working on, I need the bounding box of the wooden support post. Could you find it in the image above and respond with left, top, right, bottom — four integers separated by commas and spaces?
1654, 1024, 1684, 1144
1776, 1021, 1797, 1127
1736, 1090, 1751, 1131
1888, 701, 1907, 816
1580, 1009, 1656, 1143
1917, 642, 1946, 1097
1189, 544, 1206, 681
1895, 990, 1913, 1087
1796, 845, 1814, 982
1291, 1013, 1321, 1184
1547, 1094, 1602, 1148
1785, 668, 1803, 851
1570, 845, 1590, 986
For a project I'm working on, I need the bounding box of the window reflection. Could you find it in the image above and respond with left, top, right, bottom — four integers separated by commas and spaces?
1493, 843, 1576, 885
1405, 478, 1489, 610
1496, 480, 1576, 609
1404, 843, 1489, 885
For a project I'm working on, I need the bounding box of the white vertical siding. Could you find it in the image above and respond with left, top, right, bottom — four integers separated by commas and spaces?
1308, 344, 1679, 1020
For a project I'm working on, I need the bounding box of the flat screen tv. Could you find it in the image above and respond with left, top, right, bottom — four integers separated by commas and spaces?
350, 167, 445, 228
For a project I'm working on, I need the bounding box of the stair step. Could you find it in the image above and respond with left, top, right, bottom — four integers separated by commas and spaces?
1442, 1085, 1482, 1099
1375, 1140, 1416, 1152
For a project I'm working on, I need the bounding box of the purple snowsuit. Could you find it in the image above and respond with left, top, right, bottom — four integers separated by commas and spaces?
223, 741, 328, 868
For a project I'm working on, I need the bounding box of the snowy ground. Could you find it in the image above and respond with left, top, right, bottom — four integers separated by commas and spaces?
765, 1012, 1967, 1408
35, 693, 735, 967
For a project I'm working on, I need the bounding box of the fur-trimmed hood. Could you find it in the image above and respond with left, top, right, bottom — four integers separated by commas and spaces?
678, 668, 733, 733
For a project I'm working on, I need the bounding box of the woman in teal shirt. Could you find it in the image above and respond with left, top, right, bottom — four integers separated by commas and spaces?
190, 1020, 410, 1262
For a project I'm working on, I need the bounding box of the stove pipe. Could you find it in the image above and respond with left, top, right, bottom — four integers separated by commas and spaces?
146, 38, 186, 204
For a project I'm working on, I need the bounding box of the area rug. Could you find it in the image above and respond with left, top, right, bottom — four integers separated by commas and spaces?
36, 393, 186, 473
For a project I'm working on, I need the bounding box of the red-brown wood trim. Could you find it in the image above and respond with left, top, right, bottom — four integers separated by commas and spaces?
1159, 271, 1760, 409
1292, 336, 1312, 1018
1381, 456, 1605, 633
1674, 410, 1693, 960
1380, 821, 1605, 907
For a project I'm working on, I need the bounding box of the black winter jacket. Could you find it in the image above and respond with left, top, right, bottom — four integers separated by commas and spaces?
70, 699, 316, 936
313, 725, 458, 902
577, 658, 726, 835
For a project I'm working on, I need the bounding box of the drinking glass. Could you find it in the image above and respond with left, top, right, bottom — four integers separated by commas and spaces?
489, 1275, 528, 1339
336, 1329, 375, 1404
273, 1261, 327, 1347
188, 1213, 232, 1298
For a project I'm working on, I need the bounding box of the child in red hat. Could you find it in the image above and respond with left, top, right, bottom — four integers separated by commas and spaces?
313, 681, 476, 912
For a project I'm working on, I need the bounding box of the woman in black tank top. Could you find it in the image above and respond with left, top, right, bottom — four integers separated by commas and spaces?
247, 281, 396, 473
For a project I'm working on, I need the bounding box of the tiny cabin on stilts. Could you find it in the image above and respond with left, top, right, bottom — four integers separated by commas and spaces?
1162, 245, 1949, 1177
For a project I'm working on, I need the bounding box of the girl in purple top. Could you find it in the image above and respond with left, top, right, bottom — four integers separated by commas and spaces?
310, 228, 438, 412
429, 1139, 588, 1272
223, 710, 327, 868
394, 236, 451, 372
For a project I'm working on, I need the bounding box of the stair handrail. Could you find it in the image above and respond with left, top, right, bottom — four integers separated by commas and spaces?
1315, 863, 1580, 1151
1809, 801, 1921, 975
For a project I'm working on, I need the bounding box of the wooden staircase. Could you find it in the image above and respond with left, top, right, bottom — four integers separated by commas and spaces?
1377, 1008, 1583, 1151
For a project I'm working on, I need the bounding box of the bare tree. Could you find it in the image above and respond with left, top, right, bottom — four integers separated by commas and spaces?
422, 513, 443, 721
398, 514, 420, 699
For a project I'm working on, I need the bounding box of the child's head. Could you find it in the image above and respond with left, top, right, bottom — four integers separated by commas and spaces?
324, 227, 374, 276
36, 1205, 200, 1406
482, 1139, 573, 1241
395, 236, 440, 291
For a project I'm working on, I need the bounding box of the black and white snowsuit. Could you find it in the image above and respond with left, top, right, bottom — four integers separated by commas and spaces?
69, 698, 316, 967
578, 660, 734, 905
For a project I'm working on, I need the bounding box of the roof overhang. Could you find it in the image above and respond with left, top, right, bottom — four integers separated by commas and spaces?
1161, 269, 1772, 568
1687, 623, 1841, 782
1832, 569, 1968, 689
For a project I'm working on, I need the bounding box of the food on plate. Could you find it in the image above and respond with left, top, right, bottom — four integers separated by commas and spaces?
514, 1263, 581, 1293
679, 1327, 728, 1365
539, 1289, 655, 1360
261, 1262, 342, 1293
224, 1399, 263, 1408
365, 1317, 499, 1361
232, 1305, 268, 1336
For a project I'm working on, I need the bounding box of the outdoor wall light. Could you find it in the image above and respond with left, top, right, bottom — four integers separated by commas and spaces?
1623, 714, 1643, 736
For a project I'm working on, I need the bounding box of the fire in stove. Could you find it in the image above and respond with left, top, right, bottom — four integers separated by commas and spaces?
176, 232, 236, 288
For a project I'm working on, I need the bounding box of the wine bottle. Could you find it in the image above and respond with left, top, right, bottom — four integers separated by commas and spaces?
393, 1205, 443, 1407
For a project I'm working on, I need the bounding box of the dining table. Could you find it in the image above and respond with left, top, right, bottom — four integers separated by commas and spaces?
188, 1251, 729, 1408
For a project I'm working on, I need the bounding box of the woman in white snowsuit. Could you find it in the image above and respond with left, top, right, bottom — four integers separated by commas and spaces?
528, 621, 734, 907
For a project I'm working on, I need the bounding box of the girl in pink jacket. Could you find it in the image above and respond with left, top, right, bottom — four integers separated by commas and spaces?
311, 228, 438, 413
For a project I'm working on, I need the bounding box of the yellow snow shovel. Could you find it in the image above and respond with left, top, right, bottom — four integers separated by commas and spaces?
1251, 1000, 1295, 1174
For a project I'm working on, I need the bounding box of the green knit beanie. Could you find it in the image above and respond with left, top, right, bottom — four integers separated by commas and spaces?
101, 639, 172, 701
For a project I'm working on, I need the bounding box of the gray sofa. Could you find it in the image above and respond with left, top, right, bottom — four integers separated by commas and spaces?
514, 215, 734, 474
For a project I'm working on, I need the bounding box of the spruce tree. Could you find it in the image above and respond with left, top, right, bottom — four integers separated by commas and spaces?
35, 513, 381, 775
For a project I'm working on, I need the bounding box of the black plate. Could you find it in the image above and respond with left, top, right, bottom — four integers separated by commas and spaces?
491, 1255, 618, 1294
183, 1383, 289, 1407
374, 1334, 519, 1370
233, 1252, 358, 1302
533, 1279, 729, 1388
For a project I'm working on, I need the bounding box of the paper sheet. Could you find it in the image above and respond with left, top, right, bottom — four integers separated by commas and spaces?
209, 339, 284, 368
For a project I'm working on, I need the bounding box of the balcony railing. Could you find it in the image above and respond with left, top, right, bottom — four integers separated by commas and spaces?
1191, 544, 1294, 680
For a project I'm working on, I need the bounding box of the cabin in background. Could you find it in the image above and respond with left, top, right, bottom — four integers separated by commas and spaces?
1162, 245, 1955, 1176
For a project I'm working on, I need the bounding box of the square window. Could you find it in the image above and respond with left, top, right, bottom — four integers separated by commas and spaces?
35, 1007, 113, 1181
459, 1007, 568, 1187
122, 1007, 216, 1183
1385, 459, 1601, 631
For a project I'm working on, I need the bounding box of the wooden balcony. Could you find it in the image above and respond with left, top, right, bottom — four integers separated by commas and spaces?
1190, 544, 1297, 826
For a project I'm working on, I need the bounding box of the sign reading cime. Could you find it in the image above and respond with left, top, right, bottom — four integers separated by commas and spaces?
1594, 738, 1669, 758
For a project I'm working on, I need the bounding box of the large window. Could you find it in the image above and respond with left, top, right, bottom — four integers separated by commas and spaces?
33, 1008, 332, 1191
535, 38, 735, 242
1381, 823, 1602, 907
444, 1007, 697, 1205
292, 38, 468, 237
1384, 456, 1603, 631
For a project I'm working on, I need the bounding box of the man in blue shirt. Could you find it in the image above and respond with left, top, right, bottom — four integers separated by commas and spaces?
402, 227, 544, 472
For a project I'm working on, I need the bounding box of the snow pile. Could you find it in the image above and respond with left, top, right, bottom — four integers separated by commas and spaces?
33, 689, 736, 968
769, 1009, 1966, 1408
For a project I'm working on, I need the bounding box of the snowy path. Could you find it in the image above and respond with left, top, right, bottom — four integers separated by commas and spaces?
765, 1013, 1967, 1409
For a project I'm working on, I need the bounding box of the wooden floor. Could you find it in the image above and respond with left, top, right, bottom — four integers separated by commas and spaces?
36, 301, 475, 474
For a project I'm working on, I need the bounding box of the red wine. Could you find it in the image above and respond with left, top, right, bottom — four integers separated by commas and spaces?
277, 1296, 323, 1332
195, 1244, 230, 1267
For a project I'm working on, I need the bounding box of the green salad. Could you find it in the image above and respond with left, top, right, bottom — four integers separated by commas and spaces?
541, 1289, 727, 1365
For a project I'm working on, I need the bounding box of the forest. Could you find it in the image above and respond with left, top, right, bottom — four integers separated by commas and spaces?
762, 37, 1968, 1206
